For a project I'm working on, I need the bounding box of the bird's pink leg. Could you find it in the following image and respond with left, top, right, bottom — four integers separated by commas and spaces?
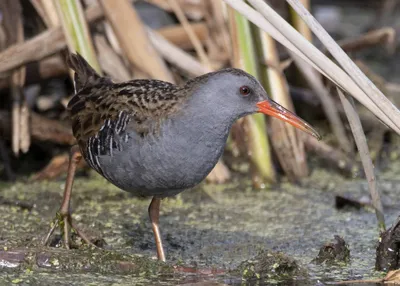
43, 145, 95, 248
149, 197, 166, 261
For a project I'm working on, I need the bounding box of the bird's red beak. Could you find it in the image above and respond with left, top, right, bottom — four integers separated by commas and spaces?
257, 99, 321, 140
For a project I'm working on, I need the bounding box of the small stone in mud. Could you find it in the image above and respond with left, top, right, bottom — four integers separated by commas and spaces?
235, 250, 307, 281
92, 238, 107, 248
0, 250, 27, 268
313, 235, 350, 265
335, 195, 370, 210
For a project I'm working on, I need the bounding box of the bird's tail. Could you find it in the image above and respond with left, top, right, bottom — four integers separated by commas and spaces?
66, 53, 102, 92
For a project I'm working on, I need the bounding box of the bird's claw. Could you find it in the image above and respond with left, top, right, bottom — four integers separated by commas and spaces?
43, 211, 96, 249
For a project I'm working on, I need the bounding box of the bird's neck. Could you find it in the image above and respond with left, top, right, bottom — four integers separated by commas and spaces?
175, 93, 237, 142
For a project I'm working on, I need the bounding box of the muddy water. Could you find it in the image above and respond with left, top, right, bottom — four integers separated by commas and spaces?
1, 158, 399, 285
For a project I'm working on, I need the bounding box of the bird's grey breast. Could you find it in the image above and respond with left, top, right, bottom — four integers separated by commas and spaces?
96, 110, 229, 196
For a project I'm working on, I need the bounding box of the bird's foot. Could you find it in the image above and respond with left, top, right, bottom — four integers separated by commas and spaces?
43, 211, 97, 249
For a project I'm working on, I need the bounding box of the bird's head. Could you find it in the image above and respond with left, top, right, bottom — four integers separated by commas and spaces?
187, 68, 321, 140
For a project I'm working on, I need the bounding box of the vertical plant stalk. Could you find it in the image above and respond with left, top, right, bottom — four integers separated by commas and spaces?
100, 0, 174, 82
41, 0, 61, 27
3, 0, 29, 155
94, 35, 131, 82
288, 0, 312, 41
167, 0, 211, 68
146, 29, 212, 76
258, 30, 308, 180
286, 0, 385, 231
55, 0, 101, 73
288, 3, 352, 153
11, 91, 20, 155
30, 0, 52, 27
209, 0, 232, 58
337, 88, 385, 231
229, 8, 276, 184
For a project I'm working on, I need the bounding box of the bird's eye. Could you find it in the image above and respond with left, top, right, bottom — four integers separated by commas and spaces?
239, 86, 250, 96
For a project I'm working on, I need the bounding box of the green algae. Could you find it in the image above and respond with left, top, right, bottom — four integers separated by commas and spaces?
1, 160, 400, 284
313, 235, 350, 265
235, 250, 308, 282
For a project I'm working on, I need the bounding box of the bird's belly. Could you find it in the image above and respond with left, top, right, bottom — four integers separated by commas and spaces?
96, 131, 225, 197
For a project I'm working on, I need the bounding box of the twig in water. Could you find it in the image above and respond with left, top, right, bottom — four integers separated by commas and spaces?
337, 88, 385, 231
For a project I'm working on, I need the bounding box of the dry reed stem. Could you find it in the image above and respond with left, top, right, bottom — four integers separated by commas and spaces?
337, 88, 385, 231
209, 0, 232, 57
100, 0, 174, 82
11, 87, 20, 156
168, 0, 211, 68
286, 0, 400, 134
289, 0, 312, 41
288, 0, 351, 153
157, 22, 208, 50
30, 0, 52, 27
6, 0, 29, 155
0, 3, 207, 81
147, 0, 206, 20
41, 0, 60, 27
0, 56, 67, 89
0, 6, 100, 75
205, 158, 231, 184
55, 0, 101, 73
0, 111, 74, 146
260, 31, 308, 180
103, 22, 123, 56
228, 7, 276, 184
147, 29, 212, 77
19, 101, 30, 153
224, 0, 400, 134
0, 26, 66, 73
94, 35, 131, 82
287, 0, 386, 230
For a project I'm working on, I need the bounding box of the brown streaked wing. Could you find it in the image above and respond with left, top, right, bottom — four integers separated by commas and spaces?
68, 79, 187, 149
